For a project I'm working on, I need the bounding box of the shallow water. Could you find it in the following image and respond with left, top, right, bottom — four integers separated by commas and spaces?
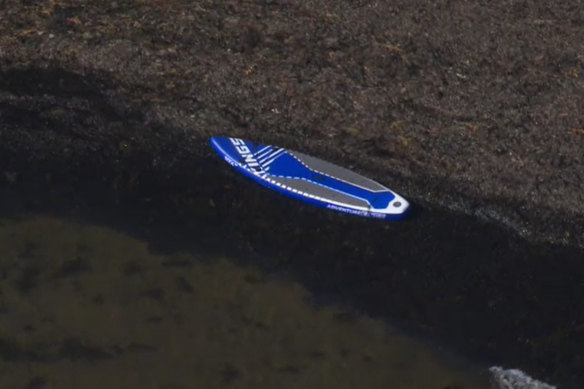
0, 216, 490, 388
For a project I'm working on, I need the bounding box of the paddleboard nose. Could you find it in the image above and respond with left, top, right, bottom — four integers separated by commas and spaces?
388, 196, 409, 216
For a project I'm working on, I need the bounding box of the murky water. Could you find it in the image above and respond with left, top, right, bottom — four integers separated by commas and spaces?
0, 216, 490, 388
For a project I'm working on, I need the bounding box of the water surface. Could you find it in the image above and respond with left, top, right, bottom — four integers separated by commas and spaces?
0, 216, 489, 388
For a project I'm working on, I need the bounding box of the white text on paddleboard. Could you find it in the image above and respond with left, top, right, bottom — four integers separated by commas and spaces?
230, 138, 263, 173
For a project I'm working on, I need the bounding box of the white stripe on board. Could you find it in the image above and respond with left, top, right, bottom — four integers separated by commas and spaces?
254, 145, 271, 158
262, 149, 286, 166
255, 147, 273, 160
259, 148, 284, 163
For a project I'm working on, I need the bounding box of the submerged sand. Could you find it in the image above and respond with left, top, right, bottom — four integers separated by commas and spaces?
0, 216, 488, 388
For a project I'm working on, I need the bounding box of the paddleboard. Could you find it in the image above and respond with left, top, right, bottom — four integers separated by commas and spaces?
210, 137, 409, 220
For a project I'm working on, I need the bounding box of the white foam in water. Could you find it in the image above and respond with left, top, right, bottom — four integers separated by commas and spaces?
489, 367, 556, 389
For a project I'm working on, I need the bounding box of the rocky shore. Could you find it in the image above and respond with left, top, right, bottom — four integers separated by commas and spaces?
1, 0, 583, 247
1, 1, 583, 387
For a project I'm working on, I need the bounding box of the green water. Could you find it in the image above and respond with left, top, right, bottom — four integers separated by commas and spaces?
0, 216, 489, 388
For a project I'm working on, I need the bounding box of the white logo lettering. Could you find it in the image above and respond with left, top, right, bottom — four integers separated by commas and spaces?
229, 138, 263, 173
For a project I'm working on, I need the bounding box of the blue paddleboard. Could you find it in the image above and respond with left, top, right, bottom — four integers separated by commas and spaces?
210, 137, 409, 220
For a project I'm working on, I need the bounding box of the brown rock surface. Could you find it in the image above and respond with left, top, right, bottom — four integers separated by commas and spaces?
1, 1, 583, 245
1, 0, 583, 246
